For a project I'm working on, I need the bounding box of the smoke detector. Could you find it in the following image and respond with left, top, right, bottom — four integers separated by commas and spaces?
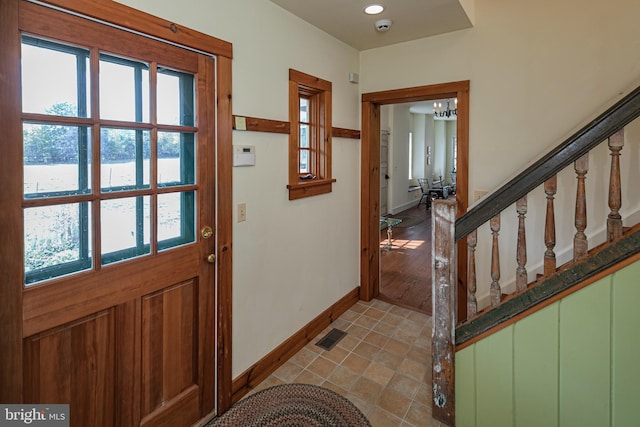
375, 19, 392, 32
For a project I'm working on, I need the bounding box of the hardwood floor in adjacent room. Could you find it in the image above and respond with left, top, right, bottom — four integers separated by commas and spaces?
379, 205, 432, 315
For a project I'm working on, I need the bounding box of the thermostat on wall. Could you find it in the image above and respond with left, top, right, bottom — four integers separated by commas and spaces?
233, 145, 256, 166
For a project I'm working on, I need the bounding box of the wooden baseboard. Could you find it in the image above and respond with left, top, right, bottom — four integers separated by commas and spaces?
230, 287, 360, 403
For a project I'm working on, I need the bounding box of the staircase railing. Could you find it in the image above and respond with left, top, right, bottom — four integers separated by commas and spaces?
431, 83, 640, 426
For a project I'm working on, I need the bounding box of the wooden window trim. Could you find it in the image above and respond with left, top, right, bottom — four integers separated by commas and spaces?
287, 69, 335, 200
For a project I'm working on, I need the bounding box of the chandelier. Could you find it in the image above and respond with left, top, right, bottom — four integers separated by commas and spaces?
434, 98, 458, 118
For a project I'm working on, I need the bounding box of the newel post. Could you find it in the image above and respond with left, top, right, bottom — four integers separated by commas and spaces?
432, 200, 457, 426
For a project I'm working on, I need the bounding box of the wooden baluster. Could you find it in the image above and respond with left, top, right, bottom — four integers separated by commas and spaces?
574, 153, 589, 260
608, 129, 624, 242
467, 229, 478, 318
544, 176, 557, 276
490, 215, 501, 307
516, 196, 528, 291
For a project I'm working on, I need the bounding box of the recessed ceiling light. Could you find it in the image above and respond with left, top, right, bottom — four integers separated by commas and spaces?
364, 4, 384, 15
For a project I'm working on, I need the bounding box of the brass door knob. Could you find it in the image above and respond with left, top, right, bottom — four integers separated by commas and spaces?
201, 226, 213, 239
207, 253, 216, 264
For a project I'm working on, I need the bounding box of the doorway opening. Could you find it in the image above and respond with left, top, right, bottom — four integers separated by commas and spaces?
377, 100, 458, 314
360, 81, 469, 318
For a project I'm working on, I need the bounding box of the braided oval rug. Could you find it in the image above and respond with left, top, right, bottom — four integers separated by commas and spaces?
209, 383, 371, 426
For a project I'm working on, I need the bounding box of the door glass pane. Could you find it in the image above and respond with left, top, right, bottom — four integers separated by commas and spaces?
101, 128, 150, 191
100, 56, 149, 122
158, 191, 195, 250
24, 203, 92, 285
20, 38, 202, 284
21, 37, 90, 118
23, 124, 92, 197
101, 196, 150, 264
158, 132, 195, 186
157, 69, 194, 126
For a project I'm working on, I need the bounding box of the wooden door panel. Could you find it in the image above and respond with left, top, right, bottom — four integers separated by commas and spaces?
115, 299, 142, 427
23, 309, 115, 427
141, 280, 199, 426
140, 386, 199, 427
23, 246, 199, 337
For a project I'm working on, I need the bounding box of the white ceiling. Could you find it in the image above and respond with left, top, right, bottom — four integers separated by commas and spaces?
269, 0, 473, 51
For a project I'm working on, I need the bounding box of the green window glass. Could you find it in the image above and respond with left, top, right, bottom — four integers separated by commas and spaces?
21, 35, 197, 285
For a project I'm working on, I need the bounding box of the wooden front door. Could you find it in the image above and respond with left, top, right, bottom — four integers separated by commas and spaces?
1, 2, 220, 425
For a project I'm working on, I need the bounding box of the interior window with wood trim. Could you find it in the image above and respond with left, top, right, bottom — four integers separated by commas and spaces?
287, 69, 335, 200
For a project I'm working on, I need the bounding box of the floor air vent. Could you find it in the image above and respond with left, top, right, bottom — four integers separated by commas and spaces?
315, 328, 347, 351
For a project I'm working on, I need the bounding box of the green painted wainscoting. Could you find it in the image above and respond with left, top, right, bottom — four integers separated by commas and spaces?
455, 260, 640, 427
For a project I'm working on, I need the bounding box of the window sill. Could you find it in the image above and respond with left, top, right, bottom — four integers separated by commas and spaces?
287, 178, 336, 200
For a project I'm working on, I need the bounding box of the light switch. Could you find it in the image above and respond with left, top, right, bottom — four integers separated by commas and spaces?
238, 203, 246, 222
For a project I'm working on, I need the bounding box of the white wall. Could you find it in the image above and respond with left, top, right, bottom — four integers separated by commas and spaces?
118, 0, 361, 377
388, 110, 457, 211
360, 0, 640, 306
410, 113, 426, 180
431, 119, 456, 184
383, 104, 419, 213
392, 104, 410, 212
445, 120, 456, 179
433, 120, 447, 181
361, 0, 640, 201
424, 115, 435, 179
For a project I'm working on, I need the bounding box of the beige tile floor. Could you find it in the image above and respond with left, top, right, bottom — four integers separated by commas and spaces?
250, 298, 444, 427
